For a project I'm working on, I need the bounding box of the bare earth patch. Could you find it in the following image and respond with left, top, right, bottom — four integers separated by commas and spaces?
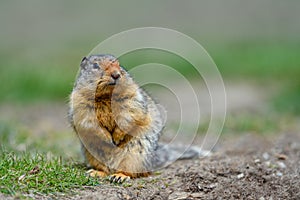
67, 133, 300, 200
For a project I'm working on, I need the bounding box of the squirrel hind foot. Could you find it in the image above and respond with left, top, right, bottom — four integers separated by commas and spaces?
86, 169, 107, 178
109, 173, 131, 183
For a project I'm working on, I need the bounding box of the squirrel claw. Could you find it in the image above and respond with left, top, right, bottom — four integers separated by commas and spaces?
109, 173, 130, 183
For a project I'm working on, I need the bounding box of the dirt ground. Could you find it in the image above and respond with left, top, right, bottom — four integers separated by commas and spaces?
62, 132, 299, 200
0, 132, 299, 200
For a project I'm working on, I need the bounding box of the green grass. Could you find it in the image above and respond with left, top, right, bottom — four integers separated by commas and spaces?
0, 151, 99, 197
0, 122, 101, 197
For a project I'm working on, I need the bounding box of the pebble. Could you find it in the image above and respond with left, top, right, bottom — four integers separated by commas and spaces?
254, 159, 261, 163
265, 161, 271, 167
208, 183, 218, 189
262, 152, 270, 160
237, 173, 244, 179
276, 172, 283, 177
277, 161, 286, 169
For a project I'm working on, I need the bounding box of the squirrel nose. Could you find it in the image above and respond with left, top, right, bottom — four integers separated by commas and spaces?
111, 71, 121, 80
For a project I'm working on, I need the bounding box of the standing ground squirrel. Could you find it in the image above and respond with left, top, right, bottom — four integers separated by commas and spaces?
69, 54, 207, 183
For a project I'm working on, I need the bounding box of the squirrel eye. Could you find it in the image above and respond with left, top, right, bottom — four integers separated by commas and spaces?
93, 63, 99, 69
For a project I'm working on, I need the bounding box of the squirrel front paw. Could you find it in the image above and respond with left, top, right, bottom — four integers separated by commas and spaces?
112, 128, 133, 146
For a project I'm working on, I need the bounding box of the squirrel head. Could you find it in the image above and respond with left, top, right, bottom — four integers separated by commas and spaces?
77, 54, 126, 89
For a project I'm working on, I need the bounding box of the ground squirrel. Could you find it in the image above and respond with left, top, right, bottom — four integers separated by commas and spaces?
69, 54, 206, 183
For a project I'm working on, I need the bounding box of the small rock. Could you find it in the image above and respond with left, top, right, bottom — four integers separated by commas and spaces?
237, 173, 244, 179
277, 161, 286, 169
208, 183, 218, 189
122, 194, 131, 200
265, 161, 271, 167
259, 197, 265, 200
262, 152, 270, 160
254, 159, 261, 163
197, 184, 202, 190
276, 172, 283, 177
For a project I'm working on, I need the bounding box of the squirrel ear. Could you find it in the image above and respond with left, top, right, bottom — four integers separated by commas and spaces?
80, 56, 88, 69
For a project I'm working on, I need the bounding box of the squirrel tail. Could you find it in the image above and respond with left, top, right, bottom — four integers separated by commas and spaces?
152, 143, 211, 170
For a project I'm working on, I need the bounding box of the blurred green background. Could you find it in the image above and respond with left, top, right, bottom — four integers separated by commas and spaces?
1, 1, 300, 195
0, 0, 299, 113
0, 0, 300, 143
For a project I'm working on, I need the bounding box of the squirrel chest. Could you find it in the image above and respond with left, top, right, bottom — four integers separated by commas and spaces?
95, 98, 116, 133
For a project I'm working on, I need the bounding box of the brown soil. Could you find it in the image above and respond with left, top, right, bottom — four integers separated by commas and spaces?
67, 133, 300, 200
